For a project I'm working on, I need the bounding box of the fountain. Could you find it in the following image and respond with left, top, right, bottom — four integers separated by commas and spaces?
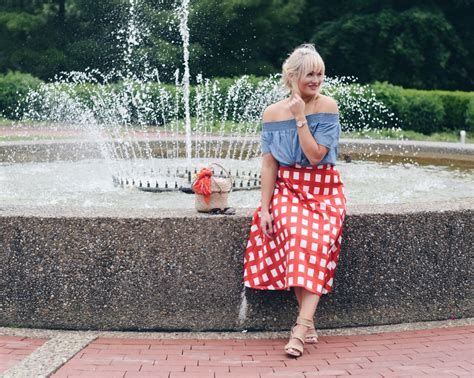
0, 0, 472, 331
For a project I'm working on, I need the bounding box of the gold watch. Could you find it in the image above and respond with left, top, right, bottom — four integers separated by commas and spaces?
296, 119, 308, 128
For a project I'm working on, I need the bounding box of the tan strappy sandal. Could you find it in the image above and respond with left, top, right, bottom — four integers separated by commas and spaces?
284, 316, 313, 357
305, 324, 319, 344
289, 319, 319, 344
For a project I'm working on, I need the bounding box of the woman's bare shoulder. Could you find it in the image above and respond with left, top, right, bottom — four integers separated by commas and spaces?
262, 99, 290, 123
317, 95, 339, 113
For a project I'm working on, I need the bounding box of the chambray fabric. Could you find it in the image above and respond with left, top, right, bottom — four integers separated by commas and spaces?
261, 112, 341, 166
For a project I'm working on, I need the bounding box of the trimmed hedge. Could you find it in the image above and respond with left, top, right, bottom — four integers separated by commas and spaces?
371, 82, 474, 133
0, 71, 42, 119
1, 72, 472, 133
466, 97, 474, 131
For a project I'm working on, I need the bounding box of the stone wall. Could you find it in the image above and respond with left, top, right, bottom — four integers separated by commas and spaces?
1, 201, 472, 331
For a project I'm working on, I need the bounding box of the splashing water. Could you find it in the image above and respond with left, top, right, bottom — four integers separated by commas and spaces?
178, 0, 192, 161
11, 0, 400, 185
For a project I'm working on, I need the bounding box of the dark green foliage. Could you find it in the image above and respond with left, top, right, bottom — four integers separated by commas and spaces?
432, 90, 474, 132
465, 97, 474, 132
0, 71, 42, 119
372, 82, 474, 134
0, 1, 472, 90
310, 7, 470, 90
401, 90, 445, 134
188, 0, 306, 78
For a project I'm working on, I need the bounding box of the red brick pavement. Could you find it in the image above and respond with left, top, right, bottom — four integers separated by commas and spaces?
0, 335, 49, 373
45, 325, 474, 378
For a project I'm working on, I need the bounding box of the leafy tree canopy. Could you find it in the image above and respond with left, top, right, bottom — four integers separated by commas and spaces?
0, 0, 471, 90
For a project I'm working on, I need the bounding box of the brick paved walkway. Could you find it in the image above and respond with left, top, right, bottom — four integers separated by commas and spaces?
0, 336, 48, 373
44, 325, 473, 378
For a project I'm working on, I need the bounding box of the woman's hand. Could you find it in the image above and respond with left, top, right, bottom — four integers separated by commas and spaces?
260, 209, 274, 238
288, 93, 306, 119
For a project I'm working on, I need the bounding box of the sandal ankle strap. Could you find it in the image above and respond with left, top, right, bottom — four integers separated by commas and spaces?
296, 316, 314, 328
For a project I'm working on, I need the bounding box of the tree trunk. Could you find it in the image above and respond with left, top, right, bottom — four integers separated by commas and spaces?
58, 0, 65, 25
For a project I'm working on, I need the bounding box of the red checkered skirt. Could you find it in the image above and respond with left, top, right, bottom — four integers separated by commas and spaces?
243, 164, 347, 296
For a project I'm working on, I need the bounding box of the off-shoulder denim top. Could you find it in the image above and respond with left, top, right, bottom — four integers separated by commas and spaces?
261, 112, 341, 166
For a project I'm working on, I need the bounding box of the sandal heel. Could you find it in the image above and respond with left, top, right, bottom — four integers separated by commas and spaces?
305, 325, 319, 344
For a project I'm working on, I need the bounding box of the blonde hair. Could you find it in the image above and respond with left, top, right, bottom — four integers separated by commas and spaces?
282, 43, 325, 95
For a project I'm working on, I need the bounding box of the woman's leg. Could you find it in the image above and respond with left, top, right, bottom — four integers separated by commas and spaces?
299, 288, 320, 320
294, 286, 302, 308
293, 286, 320, 322
286, 288, 321, 355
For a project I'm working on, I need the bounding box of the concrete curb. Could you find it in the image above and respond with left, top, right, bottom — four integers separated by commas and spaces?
0, 332, 96, 378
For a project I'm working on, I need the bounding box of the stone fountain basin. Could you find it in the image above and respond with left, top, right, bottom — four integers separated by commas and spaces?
0, 200, 472, 331
1, 137, 474, 166
1, 138, 473, 208
0, 139, 473, 331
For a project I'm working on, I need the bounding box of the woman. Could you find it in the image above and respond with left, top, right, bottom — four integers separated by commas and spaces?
243, 44, 347, 357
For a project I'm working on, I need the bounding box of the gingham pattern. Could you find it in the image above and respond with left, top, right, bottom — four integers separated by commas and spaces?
243, 164, 347, 296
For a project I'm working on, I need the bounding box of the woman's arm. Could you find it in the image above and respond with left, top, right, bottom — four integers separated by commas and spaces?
260, 152, 278, 213
258, 104, 280, 238
290, 95, 339, 165
260, 152, 278, 238
296, 123, 329, 165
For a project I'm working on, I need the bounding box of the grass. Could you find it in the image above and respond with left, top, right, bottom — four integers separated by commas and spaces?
0, 117, 241, 133
0, 135, 75, 142
165, 118, 246, 134
342, 128, 473, 144
0, 116, 472, 144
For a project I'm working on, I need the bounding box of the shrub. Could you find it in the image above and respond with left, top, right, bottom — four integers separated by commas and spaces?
370, 82, 472, 134
0, 71, 42, 119
433, 90, 474, 131
401, 89, 445, 134
465, 97, 474, 132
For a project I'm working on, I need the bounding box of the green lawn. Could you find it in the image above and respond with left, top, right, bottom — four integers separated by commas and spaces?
0, 135, 75, 142
342, 128, 472, 143
0, 116, 471, 144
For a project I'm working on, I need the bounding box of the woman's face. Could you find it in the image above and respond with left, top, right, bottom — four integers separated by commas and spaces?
295, 69, 324, 97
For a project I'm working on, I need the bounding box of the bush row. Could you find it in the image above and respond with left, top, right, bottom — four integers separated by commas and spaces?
0, 71, 42, 119
371, 82, 474, 133
1, 72, 472, 133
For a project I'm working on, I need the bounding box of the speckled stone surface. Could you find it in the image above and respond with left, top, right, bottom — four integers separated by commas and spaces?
1, 200, 472, 331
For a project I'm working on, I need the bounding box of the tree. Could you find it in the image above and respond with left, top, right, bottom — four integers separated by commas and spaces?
0, 0, 472, 90
306, 4, 472, 90
188, 0, 306, 78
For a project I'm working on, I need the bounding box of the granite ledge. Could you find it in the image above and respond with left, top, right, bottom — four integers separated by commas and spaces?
0, 198, 472, 219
